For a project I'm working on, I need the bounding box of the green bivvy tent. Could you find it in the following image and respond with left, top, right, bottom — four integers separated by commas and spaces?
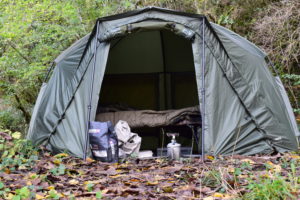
27, 7, 299, 159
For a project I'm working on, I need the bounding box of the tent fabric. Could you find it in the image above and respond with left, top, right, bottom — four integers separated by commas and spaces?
27, 7, 299, 158
275, 77, 300, 137
27, 83, 47, 140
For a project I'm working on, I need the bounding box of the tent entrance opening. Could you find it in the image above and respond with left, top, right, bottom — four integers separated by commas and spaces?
96, 29, 201, 154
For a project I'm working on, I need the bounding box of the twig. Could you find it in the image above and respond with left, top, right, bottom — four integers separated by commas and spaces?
7, 40, 32, 63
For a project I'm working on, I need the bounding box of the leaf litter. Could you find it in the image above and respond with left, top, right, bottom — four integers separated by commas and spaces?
1, 130, 300, 199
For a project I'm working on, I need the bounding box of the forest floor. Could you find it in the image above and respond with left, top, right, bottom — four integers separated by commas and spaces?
1, 130, 300, 200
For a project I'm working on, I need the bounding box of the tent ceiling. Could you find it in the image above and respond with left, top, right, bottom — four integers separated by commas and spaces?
105, 30, 194, 74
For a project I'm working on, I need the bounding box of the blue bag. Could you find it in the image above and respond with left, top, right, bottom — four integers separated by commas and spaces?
89, 121, 118, 163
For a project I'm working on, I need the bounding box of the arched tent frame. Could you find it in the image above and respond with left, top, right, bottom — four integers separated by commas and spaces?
27, 7, 299, 159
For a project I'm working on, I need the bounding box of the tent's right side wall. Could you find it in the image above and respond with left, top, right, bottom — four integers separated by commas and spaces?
192, 21, 298, 155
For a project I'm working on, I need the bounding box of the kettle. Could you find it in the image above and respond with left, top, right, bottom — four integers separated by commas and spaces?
167, 133, 181, 160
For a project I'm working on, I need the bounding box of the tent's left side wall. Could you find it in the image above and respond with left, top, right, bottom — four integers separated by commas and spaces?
27, 25, 111, 158
27, 34, 91, 147
48, 42, 110, 158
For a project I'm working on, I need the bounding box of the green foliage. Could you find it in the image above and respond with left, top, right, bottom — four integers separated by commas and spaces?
86, 183, 94, 192
50, 164, 66, 176
202, 169, 222, 188
96, 191, 102, 199
243, 176, 295, 200
0, 128, 39, 173
0, 107, 26, 132
48, 189, 61, 199
240, 159, 300, 199
12, 187, 31, 200
282, 74, 300, 86
0, 0, 299, 133
0, 0, 103, 132
0, 181, 10, 199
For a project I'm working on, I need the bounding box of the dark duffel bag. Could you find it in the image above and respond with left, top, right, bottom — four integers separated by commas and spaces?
89, 121, 118, 163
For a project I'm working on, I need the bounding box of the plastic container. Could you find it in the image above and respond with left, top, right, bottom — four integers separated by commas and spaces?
156, 147, 192, 157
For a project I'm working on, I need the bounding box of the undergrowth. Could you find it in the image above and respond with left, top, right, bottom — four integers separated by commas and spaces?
1, 128, 300, 199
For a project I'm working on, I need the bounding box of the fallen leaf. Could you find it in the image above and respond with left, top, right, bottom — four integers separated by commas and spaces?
35, 193, 45, 200
53, 159, 61, 165
241, 158, 255, 164
11, 132, 21, 139
266, 161, 281, 173
290, 155, 300, 159
47, 186, 55, 190
207, 155, 215, 160
223, 194, 236, 199
5, 193, 14, 200
86, 157, 95, 163
4, 168, 10, 174
68, 179, 79, 185
162, 186, 173, 193
18, 165, 27, 170
227, 166, 235, 173
130, 178, 140, 182
54, 153, 69, 158
109, 174, 125, 178
213, 192, 224, 198
203, 196, 214, 200
238, 174, 249, 179
0, 132, 12, 140
146, 181, 159, 186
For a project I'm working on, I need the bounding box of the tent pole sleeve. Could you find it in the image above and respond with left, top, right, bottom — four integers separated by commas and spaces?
84, 21, 100, 160
43, 62, 55, 83
201, 18, 206, 163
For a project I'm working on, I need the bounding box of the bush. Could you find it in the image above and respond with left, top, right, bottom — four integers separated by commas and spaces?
0, 0, 299, 133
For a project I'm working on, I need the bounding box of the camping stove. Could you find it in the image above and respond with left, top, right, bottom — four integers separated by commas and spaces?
167, 133, 181, 160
